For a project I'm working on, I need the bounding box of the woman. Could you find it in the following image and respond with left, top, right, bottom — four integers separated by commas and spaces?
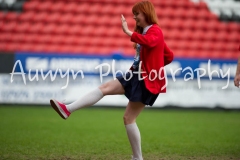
234, 55, 240, 88
50, 1, 174, 160
234, 46, 240, 88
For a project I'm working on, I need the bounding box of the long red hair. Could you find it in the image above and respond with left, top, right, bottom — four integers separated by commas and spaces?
132, 1, 159, 48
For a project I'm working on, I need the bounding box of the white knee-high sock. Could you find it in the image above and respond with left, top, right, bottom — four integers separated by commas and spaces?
125, 123, 143, 160
66, 88, 103, 113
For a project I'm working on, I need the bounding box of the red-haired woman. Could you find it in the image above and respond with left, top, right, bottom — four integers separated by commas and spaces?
50, 1, 173, 159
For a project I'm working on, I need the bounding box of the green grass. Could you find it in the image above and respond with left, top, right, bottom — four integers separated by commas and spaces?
0, 106, 240, 160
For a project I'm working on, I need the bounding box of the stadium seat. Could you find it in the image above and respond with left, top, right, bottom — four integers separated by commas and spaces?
46, 12, 61, 23
28, 23, 44, 33
192, 30, 207, 41
10, 33, 25, 43
5, 42, 21, 51
40, 23, 56, 34
226, 22, 240, 32
36, 1, 52, 12
13, 22, 29, 33
5, 12, 19, 21
0, 11, 5, 20
18, 11, 34, 22
34, 12, 49, 23
62, 2, 78, 13
66, 24, 83, 35
0, 42, 7, 51
0, 33, 12, 42
50, 2, 65, 13
18, 43, 34, 52
22, 1, 39, 11
1, 21, 17, 32
59, 44, 76, 53
60, 13, 74, 24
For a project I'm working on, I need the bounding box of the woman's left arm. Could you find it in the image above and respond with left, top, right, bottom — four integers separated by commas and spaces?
121, 15, 133, 36
121, 14, 163, 47
130, 29, 163, 48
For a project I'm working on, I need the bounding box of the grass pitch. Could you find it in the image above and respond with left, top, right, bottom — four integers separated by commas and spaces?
0, 106, 240, 160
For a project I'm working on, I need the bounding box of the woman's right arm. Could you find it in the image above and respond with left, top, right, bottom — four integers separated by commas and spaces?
234, 56, 240, 87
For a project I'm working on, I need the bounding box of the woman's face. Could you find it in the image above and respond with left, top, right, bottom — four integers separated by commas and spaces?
133, 11, 148, 28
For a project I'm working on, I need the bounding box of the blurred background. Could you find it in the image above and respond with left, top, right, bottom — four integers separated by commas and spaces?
0, 0, 239, 108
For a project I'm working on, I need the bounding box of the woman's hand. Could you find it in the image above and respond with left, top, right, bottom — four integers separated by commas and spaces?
121, 14, 133, 36
234, 74, 240, 88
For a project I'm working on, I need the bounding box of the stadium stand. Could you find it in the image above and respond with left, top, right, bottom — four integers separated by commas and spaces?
198, 0, 240, 22
0, 0, 239, 58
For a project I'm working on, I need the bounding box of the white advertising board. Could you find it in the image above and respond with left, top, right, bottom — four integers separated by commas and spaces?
0, 74, 239, 109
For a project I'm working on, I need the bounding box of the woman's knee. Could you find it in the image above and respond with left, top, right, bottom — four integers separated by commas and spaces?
99, 80, 124, 96
99, 83, 109, 95
123, 114, 135, 125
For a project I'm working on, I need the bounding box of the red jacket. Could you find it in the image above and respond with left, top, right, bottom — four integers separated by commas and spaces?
130, 24, 174, 94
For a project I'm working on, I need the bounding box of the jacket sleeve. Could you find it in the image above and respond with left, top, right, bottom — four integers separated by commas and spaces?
130, 27, 163, 48
164, 42, 174, 66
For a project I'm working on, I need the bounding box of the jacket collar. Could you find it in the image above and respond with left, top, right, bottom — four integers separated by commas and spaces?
143, 24, 153, 34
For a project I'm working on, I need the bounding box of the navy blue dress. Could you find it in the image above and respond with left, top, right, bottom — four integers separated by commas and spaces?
117, 25, 159, 106
116, 71, 159, 106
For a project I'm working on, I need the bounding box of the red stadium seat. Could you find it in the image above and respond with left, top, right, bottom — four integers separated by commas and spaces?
218, 51, 235, 59
173, 49, 188, 58
171, 18, 185, 29
225, 31, 239, 42
11, 33, 26, 43
33, 34, 51, 44
62, 2, 78, 13
60, 13, 74, 24
58, 44, 73, 53
18, 11, 35, 22
1, 21, 17, 32
37, 1, 52, 12
34, 12, 49, 23
5, 42, 21, 52
192, 30, 206, 41
174, 8, 189, 19
110, 27, 125, 37
188, 41, 201, 50
72, 13, 85, 24
18, 43, 34, 52
165, 39, 177, 50
74, 2, 90, 14
50, 2, 65, 13
158, 7, 175, 19
22, 1, 40, 11
66, 24, 82, 35
123, 47, 135, 56
14, 22, 30, 33
0, 12, 5, 21
201, 41, 214, 51
5, 12, 19, 21
0, 41, 7, 51
203, 30, 217, 41
0, 33, 12, 42
225, 42, 239, 51
45, 12, 61, 23
28, 23, 44, 33
22, 34, 38, 43
78, 25, 97, 36
226, 23, 240, 32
